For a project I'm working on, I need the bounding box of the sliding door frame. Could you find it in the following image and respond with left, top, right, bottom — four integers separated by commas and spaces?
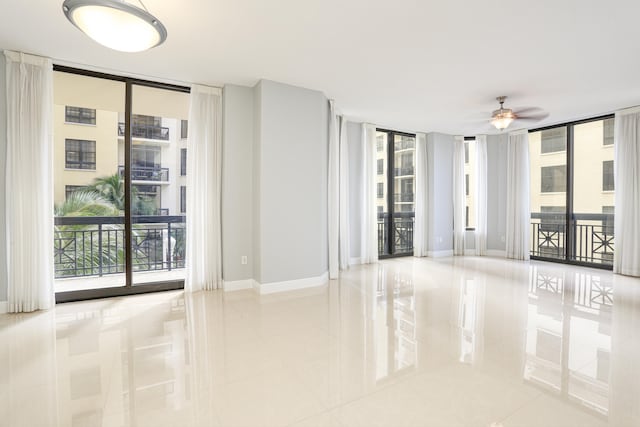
54, 65, 189, 303
377, 128, 416, 259
529, 113, 614, 271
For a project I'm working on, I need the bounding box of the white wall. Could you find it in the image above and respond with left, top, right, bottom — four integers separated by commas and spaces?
0, 53, 7, 301
222, 85, 254, 282
427, 132, 454, 253
253, 80, 329, 284
487, 133, 508, 252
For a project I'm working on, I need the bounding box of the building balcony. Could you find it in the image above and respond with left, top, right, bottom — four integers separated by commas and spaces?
377, 212, 415, 256
394, 167, 414, 176
118, 165, 169, 182
118, 122, 170, 141
54, 215, 185, 281
394, 193, 414, 202
530, 212, 614, 265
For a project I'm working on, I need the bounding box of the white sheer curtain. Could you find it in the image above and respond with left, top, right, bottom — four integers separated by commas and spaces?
475, 135, 488, 256
614, 107, 640, 276
4, 51, 54, 313
414, 132, 429, 257
328, 100, 339, 278
505, 130, 530, 260
185, 84, 223, 291
361, 124, 378, 264
338, 117, 351, 270
329, 103, 351, 277
453, 136, 466, 255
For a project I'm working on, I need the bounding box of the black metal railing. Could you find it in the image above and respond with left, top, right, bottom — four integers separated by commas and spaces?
118, 165, 169, 182
394, 193, 414, 202
54, 215, 185, 278
378, 212, 414, 256
118, 122, 170, 141
394, 167, 414, 176
530, 213, 614, 265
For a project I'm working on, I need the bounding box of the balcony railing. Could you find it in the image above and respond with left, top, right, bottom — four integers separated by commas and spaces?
118, 122, 170, 141
54, 215, 185, 278
378, 212, 414, 256
118, 165, 169, 182
530, 213, 614, 265
394, 167, 414, 176
394, 193, 414, 202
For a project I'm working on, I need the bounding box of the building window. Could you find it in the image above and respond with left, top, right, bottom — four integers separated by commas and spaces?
180, 186, 186, 213
464, 142, 469, 163
603, 118, 614, 146
180, 148, 187, 176
65, 139, 96, 170
541, 127, 567, 154
377, 182, 384, 198
465, 206, 469, 228
541, 165, 566, 192
65, 106, 96, 125
603, 160, 614, 191
377, 159, 384, 175
181, 120, 188, 139
65, 185, 86, 199
602, 206, 615, 235
465, 174, 469, 196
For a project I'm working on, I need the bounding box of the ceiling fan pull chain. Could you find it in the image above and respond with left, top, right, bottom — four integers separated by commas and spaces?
136, 0, 149, 12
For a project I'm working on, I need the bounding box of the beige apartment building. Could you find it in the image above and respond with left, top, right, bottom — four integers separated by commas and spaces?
53, 72, 188, 216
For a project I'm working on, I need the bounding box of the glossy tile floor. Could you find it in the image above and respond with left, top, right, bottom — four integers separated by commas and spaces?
2, 257, 640, 427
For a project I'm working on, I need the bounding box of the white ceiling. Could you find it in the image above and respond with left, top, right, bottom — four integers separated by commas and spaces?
2, 0, 640, 135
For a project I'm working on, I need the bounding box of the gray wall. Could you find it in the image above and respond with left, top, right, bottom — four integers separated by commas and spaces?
252, 81, 263, 282
427, 132, 454, 253
487, 134, 508, 251
254, 80, 328, 284
346, 121, 363, 260
0, 53, 6, 300
221, 85, 254, 282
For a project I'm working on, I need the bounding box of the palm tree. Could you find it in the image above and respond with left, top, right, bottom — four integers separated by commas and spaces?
54, 191, 124, 278
88, 173, 125, 211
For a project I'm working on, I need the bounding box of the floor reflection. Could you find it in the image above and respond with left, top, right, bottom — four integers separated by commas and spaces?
2, 258, 640, 426
525, 265, 612, 419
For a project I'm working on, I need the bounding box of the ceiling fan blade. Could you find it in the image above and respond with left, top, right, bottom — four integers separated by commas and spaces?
515, 112, 549, 122
513, 107, 544, 116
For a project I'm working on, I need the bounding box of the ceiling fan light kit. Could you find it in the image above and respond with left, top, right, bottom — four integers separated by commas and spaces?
62, 0, 167, 52
491, 96, 516, 130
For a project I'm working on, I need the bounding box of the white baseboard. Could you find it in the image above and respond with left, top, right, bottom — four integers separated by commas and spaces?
486, 250, 506, 258
223, 279, 255, 292
427, 250, 454, 258
0, 301, 6, 314
256, 272, 328, 295
349, 257, 362, 265
464, 249, 476, 256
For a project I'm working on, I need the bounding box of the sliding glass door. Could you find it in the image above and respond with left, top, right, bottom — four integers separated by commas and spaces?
529, 117, 615, 267
376, 130, 416, 258
53, 67, 188, 301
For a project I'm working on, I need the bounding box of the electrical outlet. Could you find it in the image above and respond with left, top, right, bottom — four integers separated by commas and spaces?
438, 236, 443, 243
501, 235, 505, 242
241, 256, 248, 265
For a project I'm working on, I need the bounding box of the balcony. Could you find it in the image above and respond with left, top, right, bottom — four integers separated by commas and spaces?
394, 193, 414, 203
118, 165, 169, 182
54, 215, 185, 279
118, 122, 170, 141
378, 212, 414, 256
394, 167, 414, 177
530, 212, 614, 266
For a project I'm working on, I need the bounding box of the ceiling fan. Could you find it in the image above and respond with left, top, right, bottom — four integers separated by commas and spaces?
489, 96, 548, 130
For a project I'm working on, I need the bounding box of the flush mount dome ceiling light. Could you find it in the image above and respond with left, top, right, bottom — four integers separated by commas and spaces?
62, 0, 167, 52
